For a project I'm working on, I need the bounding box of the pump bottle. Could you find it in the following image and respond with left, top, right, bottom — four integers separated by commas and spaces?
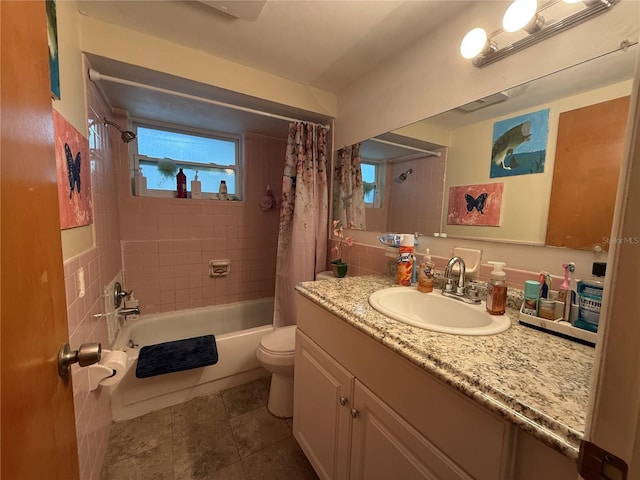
486, 261, 507, 315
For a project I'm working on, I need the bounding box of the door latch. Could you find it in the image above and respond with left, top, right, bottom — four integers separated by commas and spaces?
578, 440, 628, 480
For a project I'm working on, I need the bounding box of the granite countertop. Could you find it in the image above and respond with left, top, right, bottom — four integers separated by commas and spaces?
296, 274, 594, 461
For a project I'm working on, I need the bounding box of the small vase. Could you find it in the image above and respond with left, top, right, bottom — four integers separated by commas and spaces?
331, 261, 348, 278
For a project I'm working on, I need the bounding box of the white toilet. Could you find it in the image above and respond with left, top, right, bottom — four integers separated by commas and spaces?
257, 270, 341, 417
257, 324, 297, 418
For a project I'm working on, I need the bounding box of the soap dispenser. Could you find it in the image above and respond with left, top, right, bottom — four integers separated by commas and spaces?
486, 261, 507, 315
418, 248, 434, 293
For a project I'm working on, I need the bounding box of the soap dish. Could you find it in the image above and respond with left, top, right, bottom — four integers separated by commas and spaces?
518, 303, 597, 347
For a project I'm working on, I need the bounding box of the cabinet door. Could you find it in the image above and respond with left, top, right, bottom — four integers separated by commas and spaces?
293, 331, 355, 480
350, 381, 473, 480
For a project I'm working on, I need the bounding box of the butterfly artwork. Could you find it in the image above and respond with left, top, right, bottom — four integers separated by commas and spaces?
65, 143, 81, 198
464, 193, 488, 214
447, 183, 503, 226
54, 110, 92, 229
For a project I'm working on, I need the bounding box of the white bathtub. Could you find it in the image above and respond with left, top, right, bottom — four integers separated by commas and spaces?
109, 298, 274, 421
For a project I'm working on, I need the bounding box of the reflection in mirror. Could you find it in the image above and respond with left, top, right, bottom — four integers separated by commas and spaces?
334, 43, 636, 250
334, 136, 447, 236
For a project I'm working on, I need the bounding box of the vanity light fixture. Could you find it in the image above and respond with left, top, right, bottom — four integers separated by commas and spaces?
502, 0, 543, 33
460, 28, 497, 59
461, 0, 620, 68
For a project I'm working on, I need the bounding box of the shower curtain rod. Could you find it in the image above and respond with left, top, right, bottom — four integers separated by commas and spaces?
87, 69, 331, 130
370, 137, 441, 157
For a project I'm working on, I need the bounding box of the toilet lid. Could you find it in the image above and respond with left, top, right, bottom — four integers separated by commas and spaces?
260, 325, 296, 353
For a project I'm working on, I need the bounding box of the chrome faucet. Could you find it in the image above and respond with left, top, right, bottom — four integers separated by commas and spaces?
442, 256, 480, 304
118, 307, 140, 317
444, 256, 466, 294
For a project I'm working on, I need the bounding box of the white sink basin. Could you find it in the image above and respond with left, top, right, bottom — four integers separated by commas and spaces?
368, 287, 511, 336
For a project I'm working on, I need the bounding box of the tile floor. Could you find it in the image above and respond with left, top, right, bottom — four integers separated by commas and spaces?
100, 377, 319, 480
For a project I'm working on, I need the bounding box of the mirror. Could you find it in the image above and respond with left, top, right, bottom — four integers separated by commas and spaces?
334, 44, 636, 250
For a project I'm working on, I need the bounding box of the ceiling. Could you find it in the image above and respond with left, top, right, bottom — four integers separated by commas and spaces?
78, 1, 471, 137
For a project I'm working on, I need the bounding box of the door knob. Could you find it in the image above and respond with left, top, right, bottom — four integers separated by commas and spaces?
58, 342, 101, 377
339, 396, 348, 406
350, 408, 359, 419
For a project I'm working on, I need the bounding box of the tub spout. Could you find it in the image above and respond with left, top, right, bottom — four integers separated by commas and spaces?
119, 307, 140, 317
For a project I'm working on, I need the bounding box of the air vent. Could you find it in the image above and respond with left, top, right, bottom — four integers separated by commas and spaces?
456, 91, 509, 113
198, 1, 267, 21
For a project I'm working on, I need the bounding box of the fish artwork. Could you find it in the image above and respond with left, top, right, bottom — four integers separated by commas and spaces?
491, 121, 531, 170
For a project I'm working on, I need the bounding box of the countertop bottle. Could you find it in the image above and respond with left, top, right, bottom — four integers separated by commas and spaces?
523, 280, 541, 316
396, 234, 414, 286
176, 168, 187, 198
486, 261, 507, 315
417, 248, 434, 293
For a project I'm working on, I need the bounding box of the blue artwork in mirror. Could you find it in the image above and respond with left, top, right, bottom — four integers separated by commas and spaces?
490, 108, 549, 178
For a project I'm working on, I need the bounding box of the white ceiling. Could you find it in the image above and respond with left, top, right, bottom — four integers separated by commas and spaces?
78, 0, 469, 93
78, 0, 472, 137
78, 1, 636, 152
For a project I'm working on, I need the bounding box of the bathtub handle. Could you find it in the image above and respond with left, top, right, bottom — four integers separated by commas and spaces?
114, 282, 132, 308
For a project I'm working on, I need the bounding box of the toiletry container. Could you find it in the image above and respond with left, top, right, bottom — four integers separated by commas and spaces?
417, 248, 434, 293
218, 180, 228, 200
396, 234, 414, 286
133, 167, 147, 196
176, 168, 187, 198
523, 280, 540, 316
575, 262, 606, 332
191, 171, 202, 199
486, 261, 507, 315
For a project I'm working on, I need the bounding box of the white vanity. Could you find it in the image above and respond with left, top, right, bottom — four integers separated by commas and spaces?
293, 275, 593, 480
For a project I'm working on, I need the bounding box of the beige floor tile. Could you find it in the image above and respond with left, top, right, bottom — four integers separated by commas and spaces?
229, 407, 291, 458
104, 408, 173, 465
221, 377, 270, 418
241, 437, 318, 480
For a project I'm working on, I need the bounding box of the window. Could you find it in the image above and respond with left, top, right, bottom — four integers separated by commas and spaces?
133, 121, 242, 199
361, 161, 384, 207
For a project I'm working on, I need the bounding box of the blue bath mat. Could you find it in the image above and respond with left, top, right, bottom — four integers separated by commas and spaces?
136, 335, 218, 379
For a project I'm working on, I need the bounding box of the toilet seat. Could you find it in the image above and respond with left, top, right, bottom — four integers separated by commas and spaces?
259, 325, 296, 355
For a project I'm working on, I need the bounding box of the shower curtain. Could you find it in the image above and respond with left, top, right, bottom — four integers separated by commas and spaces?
273, 122, 329, 328
333, 143, 366, 230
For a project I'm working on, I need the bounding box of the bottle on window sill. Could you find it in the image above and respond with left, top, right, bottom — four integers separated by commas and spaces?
133, 167, 147, 196
177, 168, 187, 198
191, 171, 202, 199
218, 180, 228, 201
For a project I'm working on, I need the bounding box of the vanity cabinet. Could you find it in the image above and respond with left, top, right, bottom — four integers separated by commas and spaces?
293, 294, 578, 480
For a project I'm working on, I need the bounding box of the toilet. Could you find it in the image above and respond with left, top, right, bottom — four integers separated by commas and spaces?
257, 270, 342, 417
257, 324, 297, 418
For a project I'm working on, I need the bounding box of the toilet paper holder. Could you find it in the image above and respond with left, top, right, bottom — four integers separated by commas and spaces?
57, 342, 101, 377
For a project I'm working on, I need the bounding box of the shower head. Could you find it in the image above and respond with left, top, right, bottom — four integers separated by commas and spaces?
104, 117, 137, 143
398, 168, 413, 182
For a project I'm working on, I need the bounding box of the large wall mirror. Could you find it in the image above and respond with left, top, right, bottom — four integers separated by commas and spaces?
334, 44, 636, 251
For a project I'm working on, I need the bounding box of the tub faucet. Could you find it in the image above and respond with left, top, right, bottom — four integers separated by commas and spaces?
119, 307, 140, 317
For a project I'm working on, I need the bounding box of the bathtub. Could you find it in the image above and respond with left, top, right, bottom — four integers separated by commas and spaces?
109, 298, 274, 421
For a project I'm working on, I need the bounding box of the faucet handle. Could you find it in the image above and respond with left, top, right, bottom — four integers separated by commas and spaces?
466, 282, 481, 301
444, 279, 455, 292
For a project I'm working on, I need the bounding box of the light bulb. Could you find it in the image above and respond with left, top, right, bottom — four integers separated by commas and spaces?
503, 0, 538, 32
460, 28, 489, 59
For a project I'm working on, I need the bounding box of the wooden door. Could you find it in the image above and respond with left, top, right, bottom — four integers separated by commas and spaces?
1, 1, 80, 479
293, 331, 354, 480
546, 96, 630, 250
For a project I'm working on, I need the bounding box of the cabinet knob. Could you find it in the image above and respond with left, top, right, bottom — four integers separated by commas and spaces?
350, 408, 359, 419
339, 396, 348, 406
